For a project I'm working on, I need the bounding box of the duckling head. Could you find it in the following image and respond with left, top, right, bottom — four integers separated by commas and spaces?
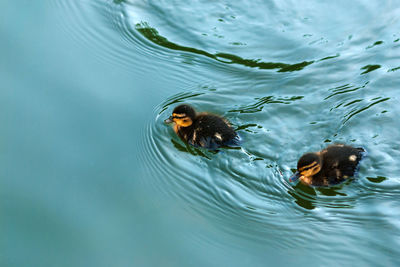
290, 152, 322, 183
164, 104, 196, 127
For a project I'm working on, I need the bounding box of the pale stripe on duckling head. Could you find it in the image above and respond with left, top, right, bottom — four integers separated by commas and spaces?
172, 113, 187, 119
300, 163, 322, 181
298, 161, 318, 171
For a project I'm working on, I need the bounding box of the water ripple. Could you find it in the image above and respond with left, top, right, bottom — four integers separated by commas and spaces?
109, 0, 368, 75
135, 22, 316, 72
139, 87, 400, 248
51, 1, 130, 68
50, 0, 202, 86
52, 0, 400, 257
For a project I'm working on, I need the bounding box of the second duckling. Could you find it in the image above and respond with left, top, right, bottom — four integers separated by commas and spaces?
290, 144, 365, 186
164, 104, 240, 149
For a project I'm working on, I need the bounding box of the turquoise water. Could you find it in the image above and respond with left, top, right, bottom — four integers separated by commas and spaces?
1, 0, 400, 266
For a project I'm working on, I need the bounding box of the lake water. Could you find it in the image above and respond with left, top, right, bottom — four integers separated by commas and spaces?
1, 1, 400, 266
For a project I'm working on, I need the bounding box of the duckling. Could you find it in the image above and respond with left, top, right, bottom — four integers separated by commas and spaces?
164, 104, 240, 149
290, 144, 365, 186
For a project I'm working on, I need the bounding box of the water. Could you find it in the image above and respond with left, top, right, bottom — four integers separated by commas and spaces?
1, 0, 400, 266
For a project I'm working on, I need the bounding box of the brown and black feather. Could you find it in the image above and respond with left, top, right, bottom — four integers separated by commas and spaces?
295, 144, 365, 186
166, 104, 239, 149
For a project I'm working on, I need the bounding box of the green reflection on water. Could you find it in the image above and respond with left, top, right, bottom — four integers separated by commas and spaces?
366, 176, 387, 183
135, 22, 314, 72
229, 96, 304, 114
360, 64, 381, 74
366, 40, 384, 49
343, 97, 390, 123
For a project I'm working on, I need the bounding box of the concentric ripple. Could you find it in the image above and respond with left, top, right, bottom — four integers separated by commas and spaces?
50, 0, 200, 84
139, 84, 400, 252
139, 90, 295, 247
52, 0, 400, 259
52, 0, 400, 79
50, 1, 127, 67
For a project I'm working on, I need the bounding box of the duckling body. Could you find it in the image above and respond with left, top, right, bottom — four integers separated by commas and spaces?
165, 104, 239, 149
290, 144, 365, 186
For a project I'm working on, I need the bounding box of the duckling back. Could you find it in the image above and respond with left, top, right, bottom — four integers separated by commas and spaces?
190, 114, 239, 149
321, 145, 365, 185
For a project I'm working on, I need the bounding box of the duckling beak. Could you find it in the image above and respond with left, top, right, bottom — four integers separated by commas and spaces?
164, 116, 174, 124
289, 172, 300, 182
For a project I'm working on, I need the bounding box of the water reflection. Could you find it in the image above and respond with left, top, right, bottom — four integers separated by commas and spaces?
324, 82, 391, 125
288, 182, 317, 210
142, 87, 374, 242
288, 178, 357, 210
325, 82, 368, 101
45, 0, 400, 264
171, 138, 217, 159
366, 41, 384, 49
229, 95, 304, 113
388, 66, 400, 72
135, 22, 315, 72
343, 97, 390, 123
360, 64, 381, 74
366, 176, 387, 183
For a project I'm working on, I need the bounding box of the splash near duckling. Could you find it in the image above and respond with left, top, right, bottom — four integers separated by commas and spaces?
290, 144, 366, 186
165, 104, 240, 150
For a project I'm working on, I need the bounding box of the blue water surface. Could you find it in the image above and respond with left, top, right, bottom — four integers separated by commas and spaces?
1, 1, 400, 266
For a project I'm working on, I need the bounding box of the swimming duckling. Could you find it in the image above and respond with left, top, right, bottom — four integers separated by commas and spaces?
164, 104, 240, 149
290, 144, 365, 186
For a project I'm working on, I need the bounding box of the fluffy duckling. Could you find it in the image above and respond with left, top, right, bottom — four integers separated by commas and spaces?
164, 104, 240, 149
290, 144, 365, 186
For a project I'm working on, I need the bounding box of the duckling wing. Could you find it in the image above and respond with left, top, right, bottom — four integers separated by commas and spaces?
325, 168, 345, 185
340, 147, 364, 176
192, 115, 237, 148
325, 145, 365, 177
192, 136, 219, 150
